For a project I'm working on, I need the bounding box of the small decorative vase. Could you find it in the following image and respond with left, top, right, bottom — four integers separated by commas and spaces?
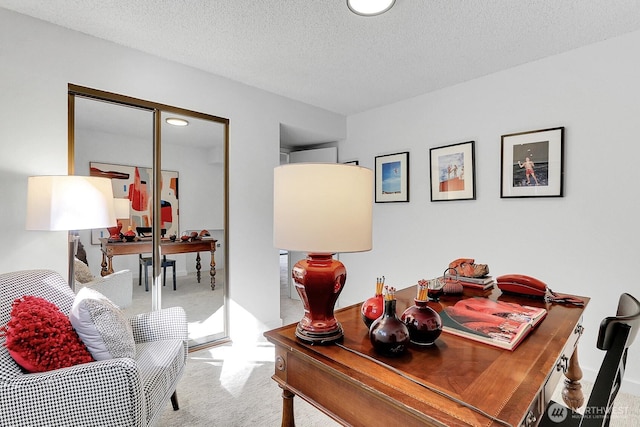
369, 297, 410, 356
361, 277, 385, 328
401, 299, 442, 346
361, 294, 384, 328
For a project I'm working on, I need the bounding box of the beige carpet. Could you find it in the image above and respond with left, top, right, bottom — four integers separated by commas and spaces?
157, 341, 339, 427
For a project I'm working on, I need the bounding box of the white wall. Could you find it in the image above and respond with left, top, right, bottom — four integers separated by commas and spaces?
0, 8, 345, 342
3, 6, 639, 396
339, 29, 640, 395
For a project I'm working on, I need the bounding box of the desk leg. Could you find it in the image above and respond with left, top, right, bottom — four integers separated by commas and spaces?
100, 253, 114, 276
562, 347, 584, 410
210, 249, 216, 290
281, 388, 296, 427
196, 252, 202, 283
101, 253, 108, 277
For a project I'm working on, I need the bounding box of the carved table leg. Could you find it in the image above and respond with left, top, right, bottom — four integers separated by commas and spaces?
101, 254, 114, 276
196, 252, 202, 283
101, 252, 108, 276
562, 347, 584, 410
281, 388, 296, 427
210, 248, 216, 290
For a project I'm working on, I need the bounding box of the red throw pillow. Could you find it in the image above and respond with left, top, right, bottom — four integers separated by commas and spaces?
1, 296, 94, 373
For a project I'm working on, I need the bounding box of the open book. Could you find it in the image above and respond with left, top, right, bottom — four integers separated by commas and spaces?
440, 297, 547, 350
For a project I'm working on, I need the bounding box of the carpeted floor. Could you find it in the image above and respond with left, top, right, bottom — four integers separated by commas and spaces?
157, 342, 340, 427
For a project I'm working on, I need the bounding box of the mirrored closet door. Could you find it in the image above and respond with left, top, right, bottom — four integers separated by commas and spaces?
69, 85, 229, 348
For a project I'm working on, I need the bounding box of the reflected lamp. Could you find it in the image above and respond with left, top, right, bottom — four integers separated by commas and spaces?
274, 163, 373, 344
107, 198, 130, 241
26, 176, 116, 289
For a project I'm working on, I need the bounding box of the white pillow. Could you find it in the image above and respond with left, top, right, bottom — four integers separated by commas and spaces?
70, 287, 136, 361
74, 257, 95, 284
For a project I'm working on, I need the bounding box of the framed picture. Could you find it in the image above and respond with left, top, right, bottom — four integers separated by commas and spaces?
89, 161, 180, 243
343, 160, 359, 165
500, 127, 564, 198
429, 141, 476, 202
375, 152, 409, 203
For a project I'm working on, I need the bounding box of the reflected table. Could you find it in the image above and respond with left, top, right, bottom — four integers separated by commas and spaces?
100, 238, 217, 290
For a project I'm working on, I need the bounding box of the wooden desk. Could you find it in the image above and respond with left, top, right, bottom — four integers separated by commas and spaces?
100, 238, 217, 290
264, 286, 588, 427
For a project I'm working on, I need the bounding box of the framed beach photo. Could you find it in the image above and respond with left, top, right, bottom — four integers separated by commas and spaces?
500, 127, 564, 198
429, 141, 476, 202
375, 152, 409, 203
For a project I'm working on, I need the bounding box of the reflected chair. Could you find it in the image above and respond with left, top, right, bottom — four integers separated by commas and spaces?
136, 227, 176, 292
540, 293, 640, 426
139, 255, 177, 292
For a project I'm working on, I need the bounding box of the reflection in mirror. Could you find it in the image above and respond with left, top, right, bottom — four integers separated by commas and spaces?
160, 111, 227, 345
71, 90, 228, 348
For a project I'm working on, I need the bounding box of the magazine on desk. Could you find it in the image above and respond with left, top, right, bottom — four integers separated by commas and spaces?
440, 297, 547, 351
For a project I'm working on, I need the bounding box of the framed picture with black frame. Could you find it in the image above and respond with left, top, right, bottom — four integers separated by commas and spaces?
500, 127, 564, 198
375, 151, 409, 203
429, 141, 476, 202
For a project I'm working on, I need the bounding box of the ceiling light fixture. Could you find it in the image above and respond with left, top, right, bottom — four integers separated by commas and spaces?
165, 117, 189, 126
347, 0, 395, 16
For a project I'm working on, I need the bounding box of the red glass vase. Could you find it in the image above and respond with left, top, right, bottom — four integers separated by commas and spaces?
401, 299, 442, 346
361, 293, 384, 328
369, 299, 410, 356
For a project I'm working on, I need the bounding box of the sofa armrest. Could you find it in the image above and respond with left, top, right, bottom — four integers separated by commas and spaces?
0, 358, 145, 427
130, 306, 188, 345
77, 269, 133, 308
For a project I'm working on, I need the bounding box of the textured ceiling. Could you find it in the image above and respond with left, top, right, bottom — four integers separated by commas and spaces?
3, 0, 640, 117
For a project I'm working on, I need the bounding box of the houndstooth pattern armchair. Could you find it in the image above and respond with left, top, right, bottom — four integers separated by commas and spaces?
0, 270, 188, 427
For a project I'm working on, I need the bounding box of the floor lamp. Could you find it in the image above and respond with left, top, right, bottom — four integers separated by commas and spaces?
273, 163, 373, 344
25, 176, 116, 290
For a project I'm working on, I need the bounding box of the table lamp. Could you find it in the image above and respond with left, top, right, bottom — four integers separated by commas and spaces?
107, 198, 130, 241
26, 175, 116, 289
274, 163, 373, 344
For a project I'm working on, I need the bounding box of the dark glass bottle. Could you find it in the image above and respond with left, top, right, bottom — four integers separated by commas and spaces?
401, 299, 442, 346
369, 299, 410, 356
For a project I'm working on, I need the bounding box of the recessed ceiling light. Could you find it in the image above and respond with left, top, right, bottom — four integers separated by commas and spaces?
347, 0, 395, 16
166, 117, 189, 126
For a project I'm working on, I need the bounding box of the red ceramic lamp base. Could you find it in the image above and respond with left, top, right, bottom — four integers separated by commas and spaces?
292, 253, 346, 344
106, 222, 122, 241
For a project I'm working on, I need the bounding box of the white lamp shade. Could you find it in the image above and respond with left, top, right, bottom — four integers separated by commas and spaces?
113, 198, 130, 219
26, 176, 116, 231
274, 163, 373, 253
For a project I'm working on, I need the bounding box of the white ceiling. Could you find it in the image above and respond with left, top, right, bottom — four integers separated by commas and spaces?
4, 1, 640, 143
